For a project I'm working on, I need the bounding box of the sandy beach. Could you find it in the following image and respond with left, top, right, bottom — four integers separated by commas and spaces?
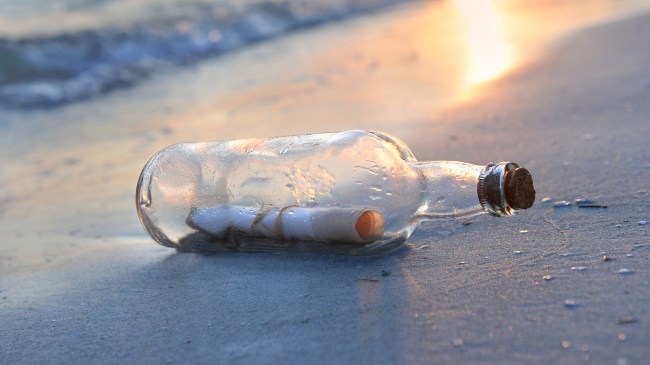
1, 1, 649, 364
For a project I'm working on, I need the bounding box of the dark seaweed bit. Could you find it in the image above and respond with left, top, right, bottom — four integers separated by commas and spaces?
617, 316, 639, 325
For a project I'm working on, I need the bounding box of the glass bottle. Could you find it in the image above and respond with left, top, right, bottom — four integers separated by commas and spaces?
136, 130, 535, 254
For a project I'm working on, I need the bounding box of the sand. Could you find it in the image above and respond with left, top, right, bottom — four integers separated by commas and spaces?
1, 1, 649, 364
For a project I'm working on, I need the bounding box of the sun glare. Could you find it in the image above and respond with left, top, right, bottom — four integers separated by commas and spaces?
455, 0, 512, 84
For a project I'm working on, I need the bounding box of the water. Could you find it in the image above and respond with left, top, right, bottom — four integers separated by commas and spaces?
2, 0, 650, 110
0, 0, 410, 109
553, 200, 572, 208
564, 299, 577, 308
570, 266, 587, 271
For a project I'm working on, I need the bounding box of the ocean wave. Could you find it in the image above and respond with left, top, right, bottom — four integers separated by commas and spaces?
0, 0, 409, 109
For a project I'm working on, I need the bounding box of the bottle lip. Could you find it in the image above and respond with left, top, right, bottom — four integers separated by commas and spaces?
477, 162, 520, 217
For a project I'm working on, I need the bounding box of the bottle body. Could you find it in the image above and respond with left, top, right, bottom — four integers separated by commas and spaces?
136, 130, 534, 254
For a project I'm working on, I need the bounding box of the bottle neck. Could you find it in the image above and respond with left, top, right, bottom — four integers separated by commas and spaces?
411, 161, 525, 220
411, 161, 486, 220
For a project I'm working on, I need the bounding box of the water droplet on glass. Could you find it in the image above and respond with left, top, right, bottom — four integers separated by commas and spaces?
618, 268, 634, 275
368, 185, 382, 192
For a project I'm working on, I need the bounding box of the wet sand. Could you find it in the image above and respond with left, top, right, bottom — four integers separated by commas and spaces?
1, 2, 650, 364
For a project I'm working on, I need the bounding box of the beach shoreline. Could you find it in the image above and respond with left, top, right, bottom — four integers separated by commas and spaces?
2, 2, 650, 363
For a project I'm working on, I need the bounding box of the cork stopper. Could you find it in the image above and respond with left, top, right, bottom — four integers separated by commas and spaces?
504, 167, 535, 210
478, 162, 535, 217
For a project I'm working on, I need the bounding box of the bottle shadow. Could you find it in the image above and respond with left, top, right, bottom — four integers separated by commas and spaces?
148, 246, 415, 360
132, 221, 478, 360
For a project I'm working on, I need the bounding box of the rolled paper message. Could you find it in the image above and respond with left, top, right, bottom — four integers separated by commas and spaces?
186, 205, 385, 243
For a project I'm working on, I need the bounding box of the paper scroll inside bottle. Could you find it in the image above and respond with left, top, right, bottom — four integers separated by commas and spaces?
186, 205, 385, 243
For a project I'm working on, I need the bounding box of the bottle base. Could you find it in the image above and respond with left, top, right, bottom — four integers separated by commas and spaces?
174, 231, 407, 256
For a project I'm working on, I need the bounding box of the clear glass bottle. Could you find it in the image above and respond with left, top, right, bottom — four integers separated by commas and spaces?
136, 130, 535, 254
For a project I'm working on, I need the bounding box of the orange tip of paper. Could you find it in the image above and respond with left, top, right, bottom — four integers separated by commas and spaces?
355, 210, 385, 241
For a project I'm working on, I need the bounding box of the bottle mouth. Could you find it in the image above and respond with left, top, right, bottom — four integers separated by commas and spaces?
477, 162, 535, 217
